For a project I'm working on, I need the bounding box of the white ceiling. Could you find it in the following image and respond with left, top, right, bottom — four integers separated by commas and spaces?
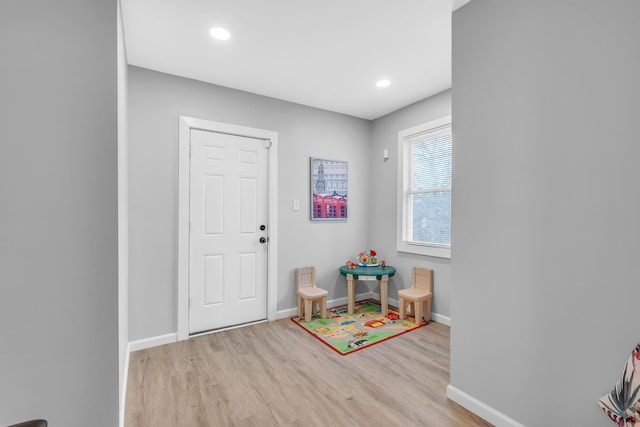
121, 0, 471, 120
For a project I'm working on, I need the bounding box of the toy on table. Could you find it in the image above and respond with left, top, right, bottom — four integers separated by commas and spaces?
380, 259, 386, 269
357, 249, 379, 267
345, 261, 356, 269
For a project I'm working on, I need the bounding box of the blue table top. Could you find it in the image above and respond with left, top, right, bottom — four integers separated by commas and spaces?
339, 264, 396, 279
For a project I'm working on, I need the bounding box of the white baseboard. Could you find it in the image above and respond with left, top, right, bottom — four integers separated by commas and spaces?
386, 296, 451, 326
276, 291, 377, 319
446, 384, 525, 427
431, 312, 451, 326
129, 332, 178, 352
277, 292, 450, 325
131, 297, 451, 352
119, 342, 130, 427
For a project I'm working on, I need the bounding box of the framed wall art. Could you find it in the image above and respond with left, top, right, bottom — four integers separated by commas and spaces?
310, 157, 348, 221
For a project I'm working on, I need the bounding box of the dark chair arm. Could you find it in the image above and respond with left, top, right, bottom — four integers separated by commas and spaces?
6, 420, 47, 427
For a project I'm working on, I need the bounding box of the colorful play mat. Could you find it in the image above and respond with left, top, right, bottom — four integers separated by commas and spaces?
291, 299, 428, 355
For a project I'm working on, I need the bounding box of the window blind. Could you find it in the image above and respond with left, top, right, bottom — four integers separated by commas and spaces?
407, 124, 452, 246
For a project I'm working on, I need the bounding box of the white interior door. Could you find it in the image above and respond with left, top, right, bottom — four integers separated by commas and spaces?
188, 128, 269, 334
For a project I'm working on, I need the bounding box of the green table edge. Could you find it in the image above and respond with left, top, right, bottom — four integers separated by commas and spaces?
339, 265, 396, 280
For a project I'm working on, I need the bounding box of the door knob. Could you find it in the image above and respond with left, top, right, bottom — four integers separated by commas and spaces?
259, 237, 267, 244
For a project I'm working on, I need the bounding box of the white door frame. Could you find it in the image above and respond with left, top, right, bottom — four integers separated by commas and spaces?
177, 116, 278, 341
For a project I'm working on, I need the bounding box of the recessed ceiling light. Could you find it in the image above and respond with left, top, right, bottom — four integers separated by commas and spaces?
376, 79, 391, 88
210, 27, 231, 41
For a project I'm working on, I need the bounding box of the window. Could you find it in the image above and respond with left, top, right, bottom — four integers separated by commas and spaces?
397, 116, 452, 258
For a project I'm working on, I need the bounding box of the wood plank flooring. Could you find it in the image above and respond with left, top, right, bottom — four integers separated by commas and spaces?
125, 319, 492, 427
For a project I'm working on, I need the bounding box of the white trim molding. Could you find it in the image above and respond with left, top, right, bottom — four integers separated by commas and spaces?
119, 342, 130, 427
397, 115, 452, 259
431, 312, 451, 326
277, 292, 450, 326
177, 116, 279, 341
446, 385, 525, 427
129, 333, 178, 352
387, 296, 450, 326
277, 292, 377, 319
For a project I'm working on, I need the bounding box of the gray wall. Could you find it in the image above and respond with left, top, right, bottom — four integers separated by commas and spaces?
370, 90, 452, 318
117, 0, 129, 419
0, 0, 119, 425
128, 66, 371, 341
451, 1, 640, 425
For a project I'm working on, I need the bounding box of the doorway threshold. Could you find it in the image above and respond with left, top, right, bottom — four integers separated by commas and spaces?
189, 318, 268, 338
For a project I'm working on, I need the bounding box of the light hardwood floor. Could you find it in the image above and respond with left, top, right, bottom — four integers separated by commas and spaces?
125, 318, 492, 427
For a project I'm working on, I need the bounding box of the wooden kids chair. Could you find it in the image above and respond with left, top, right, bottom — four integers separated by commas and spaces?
296, 266, 328, 322
398, 267, 433, 325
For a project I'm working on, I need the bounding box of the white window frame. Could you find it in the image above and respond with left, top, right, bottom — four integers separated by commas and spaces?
397, 115, 452, 259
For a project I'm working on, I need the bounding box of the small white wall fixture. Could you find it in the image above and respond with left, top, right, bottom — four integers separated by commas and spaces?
177, 116, 279, 341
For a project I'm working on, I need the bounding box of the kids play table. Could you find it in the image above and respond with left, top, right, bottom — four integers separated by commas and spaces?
339, 264, 396, 316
